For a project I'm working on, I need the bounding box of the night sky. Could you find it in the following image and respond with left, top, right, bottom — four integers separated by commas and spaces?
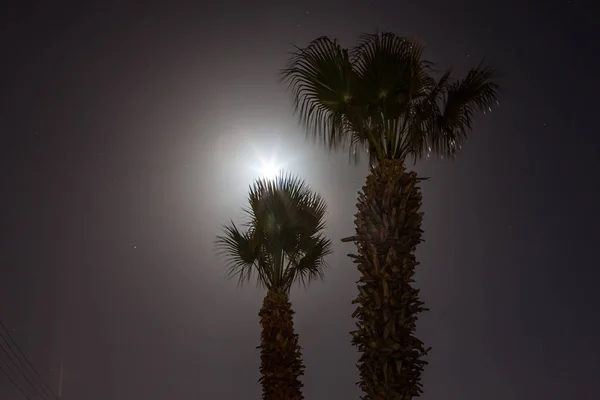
1, 1, 599, 399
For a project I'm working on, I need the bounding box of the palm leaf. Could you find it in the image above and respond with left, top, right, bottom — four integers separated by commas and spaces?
281, 37, 355, 151
432, 62, 500, 157
216, 223, 274, 288
284, 235, 333, 290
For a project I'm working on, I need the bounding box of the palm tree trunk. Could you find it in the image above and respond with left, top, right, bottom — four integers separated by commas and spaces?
350, 159, 429, 399
258, 288, 305, 400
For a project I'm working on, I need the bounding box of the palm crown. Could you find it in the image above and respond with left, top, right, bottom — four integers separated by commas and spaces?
281, 32, 500, 166
217, 173, 332, 293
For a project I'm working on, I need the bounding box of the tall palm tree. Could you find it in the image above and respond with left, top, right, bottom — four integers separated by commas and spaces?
281, 32, 500, 399
216, 173, 332, 400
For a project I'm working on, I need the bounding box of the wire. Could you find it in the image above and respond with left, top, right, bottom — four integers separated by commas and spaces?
0, 359, 33, 400
0, 334, 49, 400
0, 322, 58, 400
0, 321, 58, 399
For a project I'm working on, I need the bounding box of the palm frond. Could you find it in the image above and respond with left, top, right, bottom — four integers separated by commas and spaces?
431, 62, 500, 157
247, 173, 309, 237
352, 32, 440, 161
407, 66, 453, 161
294, 187, 328, 234
284, 235, 333, 290
280, 36, 355, 150
352, 32, 428, 101
216, 222, 274, 288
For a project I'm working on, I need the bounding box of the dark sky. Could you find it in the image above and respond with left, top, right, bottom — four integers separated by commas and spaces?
1, 0, 599, 399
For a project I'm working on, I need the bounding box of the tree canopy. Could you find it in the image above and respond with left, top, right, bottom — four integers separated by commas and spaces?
216, 173, 332, 293
281, 32, 500, 166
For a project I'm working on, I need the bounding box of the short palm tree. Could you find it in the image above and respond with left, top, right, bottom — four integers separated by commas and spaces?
281, 32, 499, 399
216, 173, 332, 400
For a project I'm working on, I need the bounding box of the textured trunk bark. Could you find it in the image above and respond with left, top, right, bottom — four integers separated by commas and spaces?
350, 159, 429, 399
258, 288, 305, 400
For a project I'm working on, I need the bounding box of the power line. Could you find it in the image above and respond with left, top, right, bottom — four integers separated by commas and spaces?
0, 334, 49, 400
0, 358, 33, 400
0, 322, 58, 400
0, 322, 58, 399
0, 321, 59, 399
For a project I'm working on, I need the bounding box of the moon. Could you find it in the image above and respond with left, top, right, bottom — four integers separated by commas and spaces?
257, 158, 282, 181
216, 127, 304, 183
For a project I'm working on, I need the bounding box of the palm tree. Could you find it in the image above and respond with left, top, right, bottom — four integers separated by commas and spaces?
216, 173, 332, 400
281, 32, 499, 399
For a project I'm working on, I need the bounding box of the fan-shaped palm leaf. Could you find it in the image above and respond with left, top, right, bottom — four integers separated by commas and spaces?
282, 37, 356, 151
284, 235, 332, 290
216, 223, 272, 288
432, 63, 499, 157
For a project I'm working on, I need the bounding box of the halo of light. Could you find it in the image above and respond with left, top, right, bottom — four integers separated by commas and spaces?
219, 128, 303, 183
258, 159, 281, 181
